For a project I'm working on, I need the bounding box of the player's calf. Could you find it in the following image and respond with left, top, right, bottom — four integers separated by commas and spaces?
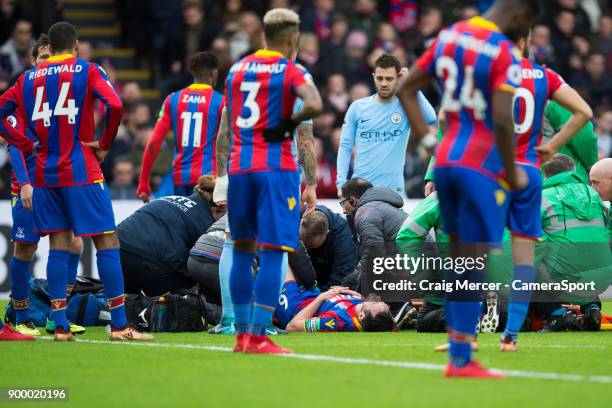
67, 235, 83, 296
10, 243, 37, 326
92, 232, 153, 340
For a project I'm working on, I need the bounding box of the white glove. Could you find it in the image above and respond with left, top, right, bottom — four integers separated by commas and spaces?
213, 174, 228, 204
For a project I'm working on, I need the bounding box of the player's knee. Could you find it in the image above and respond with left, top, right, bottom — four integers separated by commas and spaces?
14, 243, 37, 261
69, 236, 84, 254
49, 231, 73, 250
92, 233, 120, 251
511, 234, 536, 265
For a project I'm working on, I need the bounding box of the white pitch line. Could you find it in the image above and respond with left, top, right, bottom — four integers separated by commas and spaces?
299, 342, 610, 350
37, 337, 612, 384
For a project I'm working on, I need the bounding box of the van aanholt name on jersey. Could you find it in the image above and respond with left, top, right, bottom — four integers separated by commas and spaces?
230, 61, 287, 74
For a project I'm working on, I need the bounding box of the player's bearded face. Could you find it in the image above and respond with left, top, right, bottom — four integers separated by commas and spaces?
373, 67, 398, 99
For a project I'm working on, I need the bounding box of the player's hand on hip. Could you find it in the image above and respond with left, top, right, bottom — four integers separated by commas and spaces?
424, 181, 436, 197
301, 185, 317, 216
213, 174, 228, 206
82, 141, 108, 163
534, 142, 557, 163
20, 184, 33, 211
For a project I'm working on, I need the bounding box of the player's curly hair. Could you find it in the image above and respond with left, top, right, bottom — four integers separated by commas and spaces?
194, 175, 216, 204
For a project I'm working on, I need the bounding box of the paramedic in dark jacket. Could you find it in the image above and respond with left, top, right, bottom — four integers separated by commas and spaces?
300, 205, 360, 291
118, 176, 226, 296
338, 178, 407, 295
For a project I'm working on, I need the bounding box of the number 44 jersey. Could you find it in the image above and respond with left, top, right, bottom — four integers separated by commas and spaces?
0, 53, 122, 187
225, 49, 311, 174
415, 16, 523, 181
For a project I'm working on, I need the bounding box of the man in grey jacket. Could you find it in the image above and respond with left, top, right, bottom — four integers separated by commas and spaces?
339, 178, 407, 296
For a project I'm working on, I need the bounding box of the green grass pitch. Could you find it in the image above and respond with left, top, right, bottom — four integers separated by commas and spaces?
1, 301, 610, 408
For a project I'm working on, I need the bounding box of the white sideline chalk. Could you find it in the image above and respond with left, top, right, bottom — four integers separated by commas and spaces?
37, 337, 612, 384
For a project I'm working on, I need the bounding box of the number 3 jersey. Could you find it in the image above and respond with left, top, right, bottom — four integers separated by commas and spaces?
514, 59, 566, 168
0, 53, 122, 187
225, 49, 311, 174
415, 16, 522, 181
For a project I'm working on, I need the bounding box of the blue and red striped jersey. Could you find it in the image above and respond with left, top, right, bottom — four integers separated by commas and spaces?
225, 49, 311, 174
513, 59, 566, 168
0, 53, 122, 187
415, 17, 523, 180
301, 294, 363, 332
5, 112, 36, 194
141, 84, 224, 189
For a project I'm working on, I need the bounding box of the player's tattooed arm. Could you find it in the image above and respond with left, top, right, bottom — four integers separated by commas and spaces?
216, 109, 231, 177
213, 109, 231, 205
292, 83, 323, 123
297, 121, 318, 216
297, 123, 317, 186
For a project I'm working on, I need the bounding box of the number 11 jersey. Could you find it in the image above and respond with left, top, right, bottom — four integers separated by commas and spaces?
225, 49, 311, 174
155, 84, 225, 186
0, 53, 122, 187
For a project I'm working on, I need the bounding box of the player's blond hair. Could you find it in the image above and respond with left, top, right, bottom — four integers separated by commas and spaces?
262, 8, 300, 43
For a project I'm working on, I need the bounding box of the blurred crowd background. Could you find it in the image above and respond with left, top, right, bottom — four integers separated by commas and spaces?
0, 0, 611, 199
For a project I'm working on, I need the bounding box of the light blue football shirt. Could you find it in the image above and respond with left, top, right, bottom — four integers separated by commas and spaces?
336, 92, 437, 195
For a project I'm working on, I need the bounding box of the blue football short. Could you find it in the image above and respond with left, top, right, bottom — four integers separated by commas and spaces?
434, 166, 510, 244
11, 194, 40, 244
33, 181, 116, 236
507, 164, 542, 239
227, 170, 301, 250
